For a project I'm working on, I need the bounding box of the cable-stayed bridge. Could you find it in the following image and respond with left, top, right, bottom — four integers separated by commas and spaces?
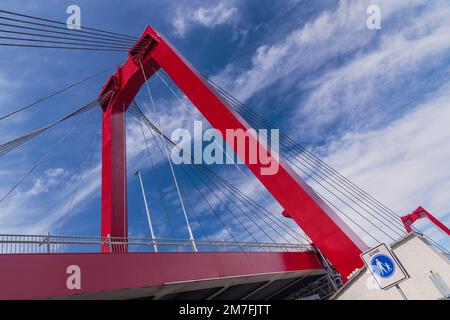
0, 9, 448, 300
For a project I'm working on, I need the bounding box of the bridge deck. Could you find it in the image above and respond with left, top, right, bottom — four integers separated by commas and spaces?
0, 251, 325, 300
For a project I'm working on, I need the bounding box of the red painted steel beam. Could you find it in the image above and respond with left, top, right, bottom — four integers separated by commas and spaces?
0, 251, 323, 300
98, 38, 160, 251
402, 207, 450, 235
98, 26, 368, 278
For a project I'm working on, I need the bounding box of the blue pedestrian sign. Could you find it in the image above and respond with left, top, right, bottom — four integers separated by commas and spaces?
361, 243, 409, 289
370, 254, 395, 278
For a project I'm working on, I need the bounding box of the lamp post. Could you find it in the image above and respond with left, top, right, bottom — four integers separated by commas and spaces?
135, 169, 158, 252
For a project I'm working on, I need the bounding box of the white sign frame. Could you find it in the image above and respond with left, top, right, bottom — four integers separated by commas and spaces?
361, 243, 409, 290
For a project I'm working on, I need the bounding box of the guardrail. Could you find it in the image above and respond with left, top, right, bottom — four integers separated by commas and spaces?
0, 234, 312, 254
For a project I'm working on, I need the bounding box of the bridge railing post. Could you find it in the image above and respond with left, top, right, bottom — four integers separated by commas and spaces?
107, 234, 112, 253
190, 238, 198, 252
46, 232, 51, 253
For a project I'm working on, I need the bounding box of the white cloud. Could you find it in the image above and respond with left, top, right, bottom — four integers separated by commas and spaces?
173, 2, 238, 37
323, 83, 450, 213
0, 72, 21, 106
214, 0, 431, 101
314, 81, 450, 247
25, 168, 66, 197
0, 84, 205, 235
208, 0, 450, 248
291, 3, 450, 139
126, 93, 205, 165
1, 0, 449, 252
0, 160, 101, 235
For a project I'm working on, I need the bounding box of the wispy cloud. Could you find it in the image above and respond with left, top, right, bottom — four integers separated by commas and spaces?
208, 0, 450, 247
172, 1, 238, 38
214, 0, 432, 101
1, 0, 449, 251
322, 82, 450, 216
316, 81, 450, 247
294, 2, 450, 140
0, 150, 102, 235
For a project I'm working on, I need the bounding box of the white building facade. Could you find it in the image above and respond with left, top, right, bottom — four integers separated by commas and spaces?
333, 233, 450, 300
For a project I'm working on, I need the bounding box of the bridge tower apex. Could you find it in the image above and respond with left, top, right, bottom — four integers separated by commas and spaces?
98, 25, 367, 280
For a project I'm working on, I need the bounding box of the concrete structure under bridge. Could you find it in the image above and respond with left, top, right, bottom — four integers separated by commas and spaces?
333, 233, 450, 300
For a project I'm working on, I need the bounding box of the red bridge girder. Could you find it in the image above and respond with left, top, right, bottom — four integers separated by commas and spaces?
98, 25, 368, 279
0, 251, 324, 300
402, 207, 450, 235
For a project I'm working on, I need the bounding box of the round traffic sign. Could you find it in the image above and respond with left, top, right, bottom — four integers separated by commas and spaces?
370, 254, 395, 278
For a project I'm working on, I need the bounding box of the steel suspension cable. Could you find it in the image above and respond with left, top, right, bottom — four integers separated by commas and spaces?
142, 116, 220, 245
0, 9, 138, 40
234, 102, 406, 236
0, 28, 133, 47
229, 101, 406, 233
205, 77, 406, 233
135, 119, 177, 240
205, 77, 401, 217
216, 95, 404, 240
411, 226, 449, 254
0, 68, 110, 121
130, 103, 258, 244
133, 107, 373, 244
56, 110, 102, 235
175, 163, 241, 244
209, 93, 403, 240
138, 114, 209, 245
137, 115, 268, 242
138, 62, 197, 251
129, 104, 259, 243
128, 103, 308, 243
0, 34, 130, 50
0, 43, 126, 52
176, 177, 211, 242
195, 164, 310, 244
282, 157, 386, 243
0, 20, 133, 46
190, 164, 294, 244
131, 106, 241, 243
0, 100, 99, 157
0, 110, 90, 204
192, 164, 282, 243
192, 162, 311, 244
154, 69, 274, 209
0, 23, 133, 48
128, 103, 309, 244
149, 70, 381, 243
0, 15, 137, 44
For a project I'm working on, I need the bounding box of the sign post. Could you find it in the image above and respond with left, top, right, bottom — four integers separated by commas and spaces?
361, 243, 409, 292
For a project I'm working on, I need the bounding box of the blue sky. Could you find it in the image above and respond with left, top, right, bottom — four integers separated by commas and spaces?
0, 0, 449, 251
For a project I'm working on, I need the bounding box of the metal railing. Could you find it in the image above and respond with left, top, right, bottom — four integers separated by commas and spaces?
290, 273, 343, 300
0, 233, 312, 254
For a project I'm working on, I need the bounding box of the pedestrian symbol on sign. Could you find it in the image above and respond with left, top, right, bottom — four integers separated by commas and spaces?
370, 254, 395, 278
361, 243, 409, 289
